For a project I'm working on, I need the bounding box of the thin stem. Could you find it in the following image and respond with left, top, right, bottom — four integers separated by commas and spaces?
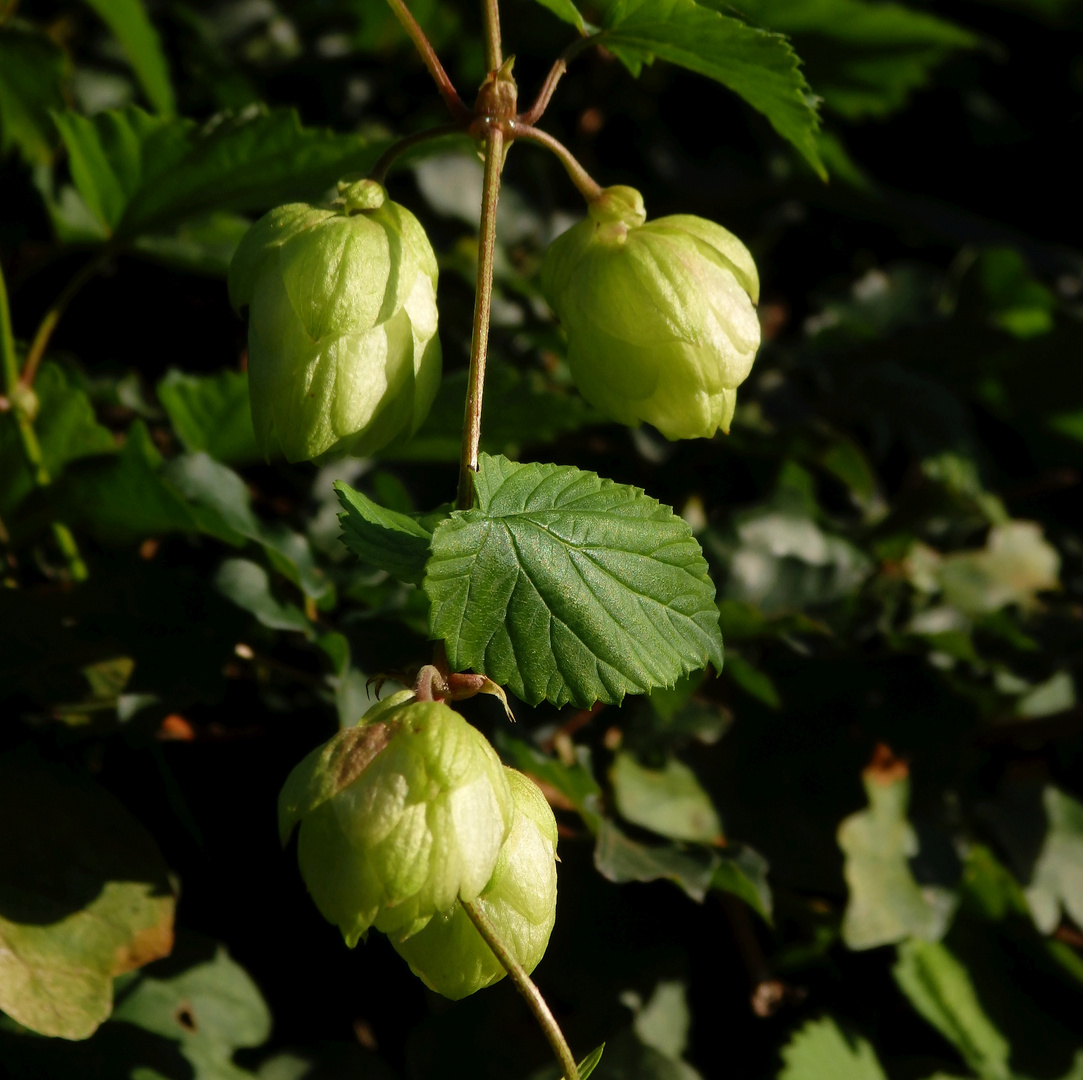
384, 0, 472, 123
462, 899, 579, 1080
482, 0, 503, 73
0, 262, 88, 581
456, 124, 505, 510
519, 38, 594, 127
20, 256, 104, 388
368, 123, 468, 184
509, 124, 603, 203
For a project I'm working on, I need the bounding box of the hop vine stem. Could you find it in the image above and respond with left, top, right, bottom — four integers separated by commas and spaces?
456, 122, 504, 510
463, 899, 580, 1080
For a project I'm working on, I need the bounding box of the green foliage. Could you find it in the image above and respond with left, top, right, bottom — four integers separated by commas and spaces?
2, 0, 1081, 1077
426, 454, 724, 708
589, 0, 825, 176
51, 105, 390, 240
778, 1017, 888, 1080
0, 752, 175, 1040
838, 762, 956, 949
0, 22, 67, 165
80, 0, 176, 115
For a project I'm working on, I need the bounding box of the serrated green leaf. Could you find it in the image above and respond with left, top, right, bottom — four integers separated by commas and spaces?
0, 23, 67, 165
425, 454, 723, 709
335, 481, 435, 586
893, 940, 1012, 1080
80, 0, 176, 115
157, 368, 260, 465
778, 1016, 888, 1080
610, 751, 723, 844
589, 0, 824, 177
0, 751, 175, 1040
732, 0, 975, 120
51, 104, 390, 240
838, 765, 956, 949
594, 819, 719, 902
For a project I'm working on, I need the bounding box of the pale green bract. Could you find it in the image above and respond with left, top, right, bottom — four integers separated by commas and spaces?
540, 185, 760, 440
278, 696, 514, 947
392, 768, 559, 1000
228, 179, 441, 462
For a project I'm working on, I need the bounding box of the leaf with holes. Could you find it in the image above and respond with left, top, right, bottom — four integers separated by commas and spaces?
424, 455, 723, 709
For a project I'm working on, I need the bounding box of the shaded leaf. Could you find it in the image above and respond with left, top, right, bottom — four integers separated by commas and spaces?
213, 558, 313, 637
384, 363, 601, 463
80, 0, 175, 115
0, 23, 67, 164
778, 1016, 888, 1080
838, 754, 956, 949
594, 819, 719, 902
497, 734, 604, 826
133, 212, 252, 276
590, 0, 824, 177
0, 752, 175, 1040
524, 0, 587, 32
335, 481, 436, 586
0, 362, 115, 518
51, 104, 390, 240
157, 369, 260, 465
722, 651, 781, 708
712, 845, 773, 921
610, 751, 723, 844
893, 939, 1011, 1080
425, 454, 723, 709
733, 0, 975, 120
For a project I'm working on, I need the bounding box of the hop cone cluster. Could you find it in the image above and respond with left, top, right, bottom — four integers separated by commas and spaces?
228, 179, 441, 462
541, 185, 761, 440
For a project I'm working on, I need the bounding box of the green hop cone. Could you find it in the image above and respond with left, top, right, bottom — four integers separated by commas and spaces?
228, 179, 441, 462
278, 693, 514, 946
392, 769, 558, 1000
540, 185, 761, 440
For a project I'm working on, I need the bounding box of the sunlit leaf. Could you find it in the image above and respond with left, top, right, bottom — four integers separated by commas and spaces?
0, 751, 175, 1040
335, 481, 436, 586
778, 1016, 888, 1080
1024, 786, 1083, 935
838, 752, 956, 949
426, 454, 723, 708
893, 940, 1011, 1080
610, 751, 723, 844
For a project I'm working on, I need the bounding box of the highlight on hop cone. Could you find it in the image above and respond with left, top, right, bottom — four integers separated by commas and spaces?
540, 185, 761, 440
393, 768, 559, 1000
228, 178, 441, 462
278, 693, 514, 947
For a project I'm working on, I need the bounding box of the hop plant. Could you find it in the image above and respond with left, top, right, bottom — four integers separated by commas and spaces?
392, 768, 559, 999
540, 185, 760, 440
228, 179, 441, 462
278, 693, 514, 946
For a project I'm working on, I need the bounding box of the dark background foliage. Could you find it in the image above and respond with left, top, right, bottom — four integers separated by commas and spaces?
1, 0, 1082, 1077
